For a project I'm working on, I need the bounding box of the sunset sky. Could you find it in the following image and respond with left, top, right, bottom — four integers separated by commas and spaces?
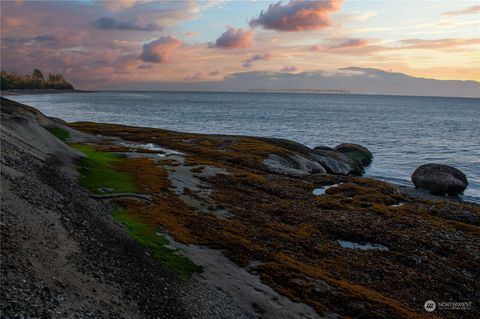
1, 0, 479, 89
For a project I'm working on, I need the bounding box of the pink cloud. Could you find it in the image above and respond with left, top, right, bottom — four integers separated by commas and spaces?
280, 65, 297, 72
310, 38, 369, 51
328, 38, 369, 49
183, 72, 207, 81
3, 17, 25, 28
138, 64, 154, 69
214, 28, 254, 49
140, 36, 182, 63
441, 5, 480, 16
209, 69, 222, 76
184, 31, 197, 37
250, 0, 343, 32
399, 38, 480, 50
243, 53, 272, 68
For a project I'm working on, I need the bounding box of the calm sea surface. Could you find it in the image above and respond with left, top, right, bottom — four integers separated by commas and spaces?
9, 92, 480, 202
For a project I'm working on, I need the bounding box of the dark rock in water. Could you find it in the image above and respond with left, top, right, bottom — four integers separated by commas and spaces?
311, 150, 363, 175
334, 143, 373, 166
412, 163, 468, 196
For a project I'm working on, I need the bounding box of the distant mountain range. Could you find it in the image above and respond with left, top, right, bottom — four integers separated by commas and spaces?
107, 67, 480, 98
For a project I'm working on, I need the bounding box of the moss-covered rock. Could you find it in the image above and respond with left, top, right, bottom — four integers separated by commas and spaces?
335, 143, 373, 166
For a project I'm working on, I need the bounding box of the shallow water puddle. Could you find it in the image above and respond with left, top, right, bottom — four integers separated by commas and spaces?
117, 141, 184, 156
391, 202, 406, 207
312, 183, 342, 196
337, 240, 389, 251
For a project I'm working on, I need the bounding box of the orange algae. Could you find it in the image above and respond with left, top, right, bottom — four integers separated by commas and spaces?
70, 122, 480, 319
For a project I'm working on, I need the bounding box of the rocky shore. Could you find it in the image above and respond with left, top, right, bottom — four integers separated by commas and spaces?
1, 97, 479, 318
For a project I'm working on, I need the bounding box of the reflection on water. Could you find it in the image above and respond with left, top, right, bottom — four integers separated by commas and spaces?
312, 183, 342, 196
337, 240, 389, 251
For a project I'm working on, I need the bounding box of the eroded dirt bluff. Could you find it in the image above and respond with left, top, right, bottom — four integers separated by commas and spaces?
1, 97, 479, 318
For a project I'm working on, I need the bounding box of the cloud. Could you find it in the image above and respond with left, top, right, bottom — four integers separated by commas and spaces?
328, 38, 369, 49
441, 5, 480, 16
309, 38, 369, 51
98, 0, 151, 11
2, 35, 56, 45
337, 11, 377, 22
91, 17, 163, 31
184, 68, 224, 81
140, 36, 182, 63
3, 17, 25, 27
1, 32, 85, 47
213, 28, 254, 49
184, 31, 197, 37
138, 64, 155, 69
280, 65, 297, 72
243, 53, 273, 67
250, 0, 343, 32
209, 69, 222, 76
398, 38, 480, 50
183, 72, 207, 81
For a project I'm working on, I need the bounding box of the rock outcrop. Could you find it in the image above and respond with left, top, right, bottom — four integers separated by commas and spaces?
311, 149, 363, 175
334, 143, 373, 166
411, 163, 468, 196
263, 142, 372, 177
263, 154, 327, 176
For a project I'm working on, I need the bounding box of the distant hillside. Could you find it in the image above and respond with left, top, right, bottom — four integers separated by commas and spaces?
105, 67, 480, 98
1, 69, 74, 90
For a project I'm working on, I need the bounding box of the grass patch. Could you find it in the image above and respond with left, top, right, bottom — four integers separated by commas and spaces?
70, 144, 136, 194
112, 207, 202, 280
47, 127, 70, 141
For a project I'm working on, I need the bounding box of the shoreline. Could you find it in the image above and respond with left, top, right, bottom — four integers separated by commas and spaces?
0, 89, 95, 96
1, 97, 479, 318
100, 89, 480, 99
6, 88, 479, 100
8, 91, 480, 203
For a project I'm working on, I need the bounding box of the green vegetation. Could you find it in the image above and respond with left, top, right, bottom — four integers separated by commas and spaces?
70, 144, 136, 194
70, 143, 200, 278
345, 151, 366, 162
47, 127, 70, 141
112, 207, 202, 280
1, 68, 74, 90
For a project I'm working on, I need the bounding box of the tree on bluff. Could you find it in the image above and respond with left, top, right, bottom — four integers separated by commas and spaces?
32, 69, 44, 80
0, 69, 74, 90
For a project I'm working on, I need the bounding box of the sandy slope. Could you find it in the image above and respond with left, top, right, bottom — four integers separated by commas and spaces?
0, 98, 250, 318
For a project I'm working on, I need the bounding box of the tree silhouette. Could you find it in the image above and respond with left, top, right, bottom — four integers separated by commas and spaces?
1, 69, 74, 90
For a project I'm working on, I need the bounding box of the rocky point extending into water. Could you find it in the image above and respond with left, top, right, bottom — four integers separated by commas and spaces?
1, 97, 479, 318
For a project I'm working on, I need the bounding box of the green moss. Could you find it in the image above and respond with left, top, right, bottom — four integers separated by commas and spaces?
47, 127, 69, 141
112, 207, 202, 280
70, 144, 136, 194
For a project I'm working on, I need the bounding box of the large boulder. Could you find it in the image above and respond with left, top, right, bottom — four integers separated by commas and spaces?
411, 163, 468, 196
263, 154, 327, 176
334, 143, 373, 166
313, 145, 334, 151
311, 149, 363, 175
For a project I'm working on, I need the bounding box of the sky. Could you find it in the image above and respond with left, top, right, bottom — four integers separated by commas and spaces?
1, 0, 479, 89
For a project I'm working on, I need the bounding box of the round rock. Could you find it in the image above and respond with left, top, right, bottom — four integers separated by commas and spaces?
411, 163, 468, 196
334, 143, 373, 166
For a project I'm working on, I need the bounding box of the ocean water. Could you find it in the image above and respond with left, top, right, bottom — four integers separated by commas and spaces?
9, 91, 480, 202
